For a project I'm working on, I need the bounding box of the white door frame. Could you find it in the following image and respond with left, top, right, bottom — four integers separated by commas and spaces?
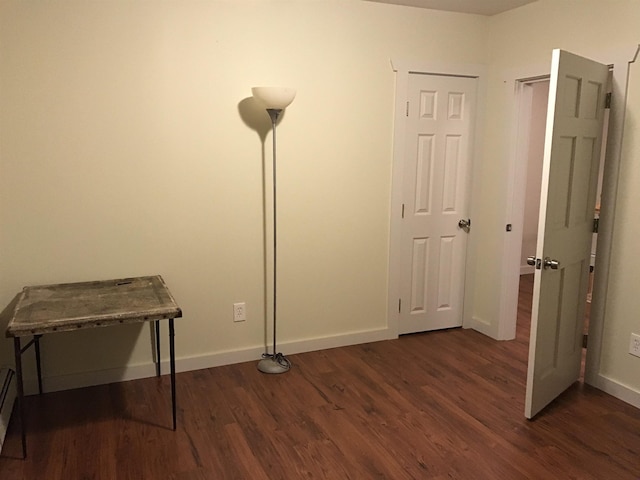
513, 77, 550, 278
388, 60, 487, 337
499, 66, 551, 342
499, 45, 639, 385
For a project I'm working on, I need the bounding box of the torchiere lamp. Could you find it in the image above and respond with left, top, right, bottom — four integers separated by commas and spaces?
251, 86, 296, 374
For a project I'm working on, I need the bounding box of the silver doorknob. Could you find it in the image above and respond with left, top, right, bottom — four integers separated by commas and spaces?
543, 257, 560, 270
526, 256, 536, 266
458, 218, 471, 229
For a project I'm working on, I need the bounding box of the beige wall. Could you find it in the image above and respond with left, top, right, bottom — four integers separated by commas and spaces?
602, 60, 640, 391
0, 1, 487, 389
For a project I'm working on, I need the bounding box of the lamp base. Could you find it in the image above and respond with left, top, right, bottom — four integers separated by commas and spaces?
257, 353, 291, 374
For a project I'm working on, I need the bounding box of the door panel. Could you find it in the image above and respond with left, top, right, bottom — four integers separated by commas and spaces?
399, 74, 477, 334
525, 50, 608, 418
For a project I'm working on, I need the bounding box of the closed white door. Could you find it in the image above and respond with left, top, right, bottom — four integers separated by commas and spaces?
399, 73, 477, 335
525, 50, 609, 418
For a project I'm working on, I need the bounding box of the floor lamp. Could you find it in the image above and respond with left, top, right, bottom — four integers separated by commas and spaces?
252, 86, 296, 374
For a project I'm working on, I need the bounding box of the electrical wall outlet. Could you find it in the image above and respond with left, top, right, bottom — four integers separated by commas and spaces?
630, 333, 640, 358
233, 302, 246, 322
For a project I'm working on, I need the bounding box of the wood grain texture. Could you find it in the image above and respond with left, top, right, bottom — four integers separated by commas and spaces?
1, 275, 638, 479
5, 275, 181, 337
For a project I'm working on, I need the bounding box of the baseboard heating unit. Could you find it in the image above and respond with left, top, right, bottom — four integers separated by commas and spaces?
0, 367, 16, 453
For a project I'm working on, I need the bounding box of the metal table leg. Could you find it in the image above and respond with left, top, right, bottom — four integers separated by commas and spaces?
169, 318, 176, 430
155, 320, 161, 377
13, 337, 26, 459
34, 335, 43, 394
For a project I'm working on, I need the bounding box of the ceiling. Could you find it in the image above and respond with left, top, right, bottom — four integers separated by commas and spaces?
365, 0, 537, 16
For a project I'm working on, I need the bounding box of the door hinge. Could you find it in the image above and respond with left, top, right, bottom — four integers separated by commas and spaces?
406, 101, 409, 117
401, 203, 405, 218
593, 217, 599, 233
605, 92, 612, 109
398, 298, 402, 313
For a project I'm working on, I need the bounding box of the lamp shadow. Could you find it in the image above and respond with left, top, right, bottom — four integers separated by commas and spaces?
238, 97, 271, 143
237, 97, 288, 139
237, 97, 285, 355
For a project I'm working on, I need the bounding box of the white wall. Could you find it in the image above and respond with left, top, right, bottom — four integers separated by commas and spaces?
0, 0, 488, 391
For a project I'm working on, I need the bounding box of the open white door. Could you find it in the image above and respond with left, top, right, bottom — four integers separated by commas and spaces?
525, 50, 609, 419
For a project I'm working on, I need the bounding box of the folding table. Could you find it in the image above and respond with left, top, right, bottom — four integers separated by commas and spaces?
2, 275, 182, 458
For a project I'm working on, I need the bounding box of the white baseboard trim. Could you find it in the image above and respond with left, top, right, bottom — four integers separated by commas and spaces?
590, 373, 640, 410
174, 327, 395, 374
33, 363, 156, 395
464, 315, 497, 340
0, 367, 16, 453
284, 327, 395, 355
30, 327, 394, 395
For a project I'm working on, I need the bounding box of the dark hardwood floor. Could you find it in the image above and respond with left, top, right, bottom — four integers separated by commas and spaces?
1, 275, 639, 479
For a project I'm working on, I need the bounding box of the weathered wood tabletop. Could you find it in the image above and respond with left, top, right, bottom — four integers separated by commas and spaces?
4, 275, 182, 337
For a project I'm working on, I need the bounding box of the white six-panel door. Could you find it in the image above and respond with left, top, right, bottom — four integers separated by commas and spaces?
399, 74, 477, 335
525, 50, 609, 418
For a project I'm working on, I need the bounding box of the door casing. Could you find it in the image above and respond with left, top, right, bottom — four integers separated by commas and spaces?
388, 60, 487, 337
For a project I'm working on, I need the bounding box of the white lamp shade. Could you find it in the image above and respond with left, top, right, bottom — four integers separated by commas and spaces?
252, 87, 296, 109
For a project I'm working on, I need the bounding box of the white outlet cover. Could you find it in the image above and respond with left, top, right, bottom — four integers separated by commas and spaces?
630, 333, 640, 357
233, 302, 246, 322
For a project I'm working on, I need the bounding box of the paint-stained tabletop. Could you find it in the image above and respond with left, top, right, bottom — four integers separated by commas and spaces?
3, 275, 182, 337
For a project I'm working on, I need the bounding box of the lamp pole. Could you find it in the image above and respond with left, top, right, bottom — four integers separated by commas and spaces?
251, 87, 296, 374
267, 108, 283, 367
